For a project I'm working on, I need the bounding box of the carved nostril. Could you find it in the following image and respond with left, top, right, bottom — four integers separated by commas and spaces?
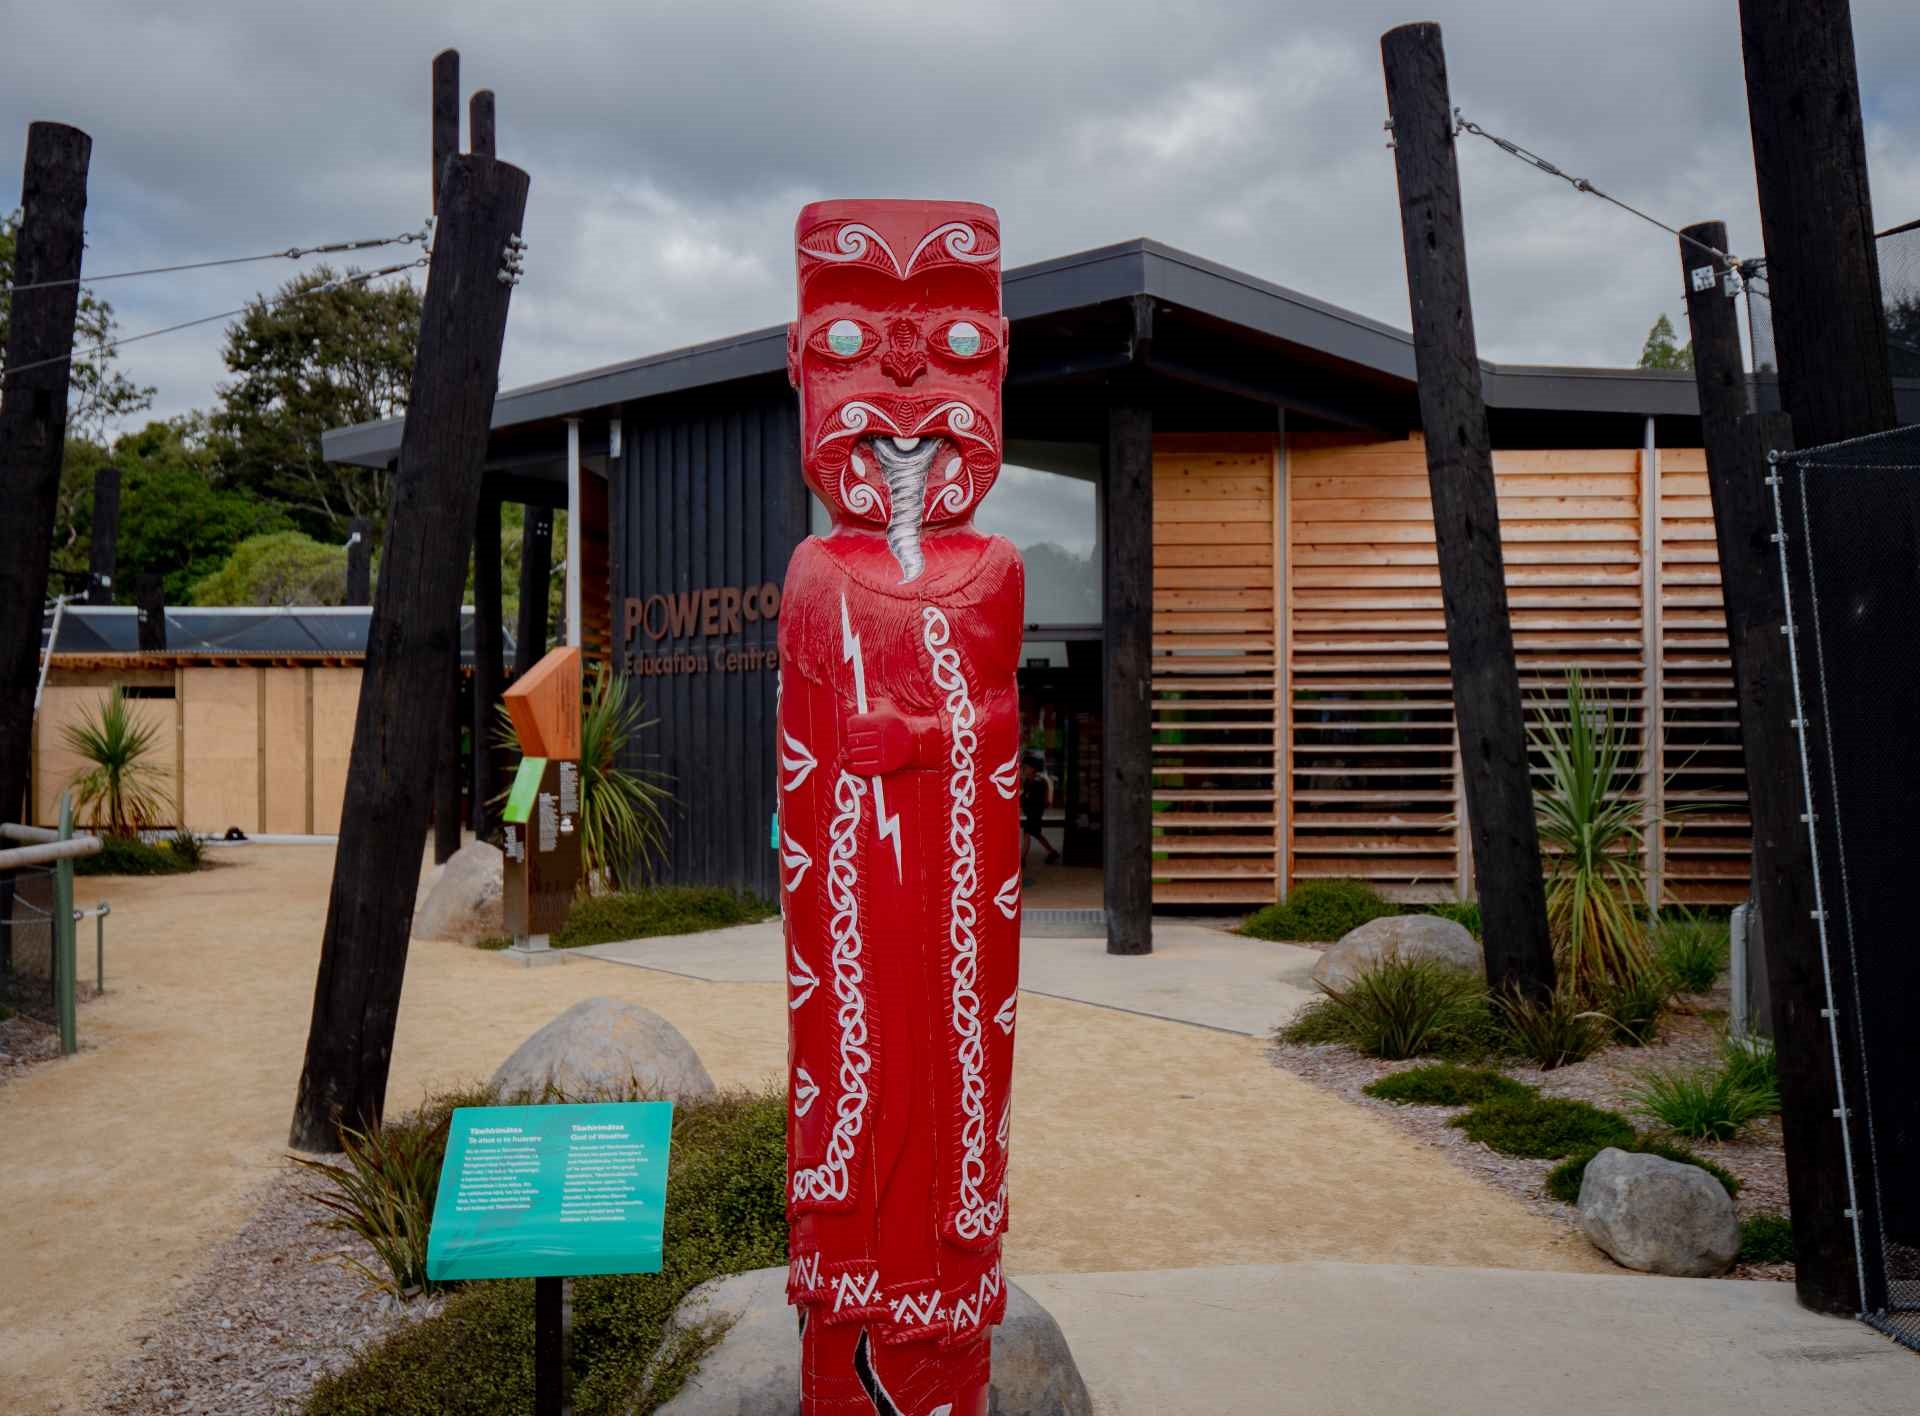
880, 318, 927, 386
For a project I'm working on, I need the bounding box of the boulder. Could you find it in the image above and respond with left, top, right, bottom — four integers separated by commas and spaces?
1578, 1147, 1741, 1277
411, 840, 503, 943
643, 1265, 1092, 1416
491, 997, 716, 1103
1311, 913, 1482, 991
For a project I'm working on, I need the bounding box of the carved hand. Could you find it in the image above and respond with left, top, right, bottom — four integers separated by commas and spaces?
845, 704, 916, 776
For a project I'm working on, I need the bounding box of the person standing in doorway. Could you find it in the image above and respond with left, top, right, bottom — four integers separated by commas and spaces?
1021, 751, 1060, 876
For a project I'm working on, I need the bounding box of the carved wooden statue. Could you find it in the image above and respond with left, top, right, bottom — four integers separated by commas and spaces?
777, 199, 1022, 1415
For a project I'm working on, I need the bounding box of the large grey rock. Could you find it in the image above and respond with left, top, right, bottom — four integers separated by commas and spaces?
411, 840, 503, 943
491, 997, 716, 1103
643, 1265, 1092, 1416
1579, 1147, 1741, 1277
1311, 913, 1482, 991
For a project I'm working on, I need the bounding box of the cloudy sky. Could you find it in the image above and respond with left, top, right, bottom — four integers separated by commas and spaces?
5, 0, 1918, 432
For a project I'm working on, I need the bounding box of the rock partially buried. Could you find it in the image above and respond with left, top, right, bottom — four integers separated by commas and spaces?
412, 840, 503, 943
643, 1266, 1093, 1416
1578, 1147, 1740, 1277
491, 997, 716, 1103
1311, 913, 1482, 991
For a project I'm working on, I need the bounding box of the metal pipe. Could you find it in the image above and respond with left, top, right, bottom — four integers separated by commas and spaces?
34, 595, 67, 715
565, 418, 582, 648
0, 836, 102, 869
74, 901, 110, 991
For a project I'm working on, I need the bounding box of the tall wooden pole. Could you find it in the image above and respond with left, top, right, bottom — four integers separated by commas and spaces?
1381, 23, 1554, 998
1681, 224, 1865, 1315
470, 90, 496, 160
345, 515, 372, 606
0, 122, 90, 824
431, 50, 460, 215
1103, 395, 1153, 956
135, 574, 166, 652
87, 465, 121, 605
516, 504, 553, 673
471, 496, 505, 835
434, 659, 464, 864
291, 154, 530, 1151
1739, 0, 1895, 447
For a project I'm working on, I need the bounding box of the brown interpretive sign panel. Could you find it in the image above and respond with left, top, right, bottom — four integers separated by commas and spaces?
502, 756, 581, 938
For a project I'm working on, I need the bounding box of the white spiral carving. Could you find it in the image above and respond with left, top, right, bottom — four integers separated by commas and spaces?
816, 400, 902, 450
839, 467, 884, 518
907, 221, 995, 272
930, 475, 975, 519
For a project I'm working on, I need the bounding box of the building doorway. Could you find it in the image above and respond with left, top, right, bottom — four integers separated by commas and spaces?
1017, 637, 1103, 908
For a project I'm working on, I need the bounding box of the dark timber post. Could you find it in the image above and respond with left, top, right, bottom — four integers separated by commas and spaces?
1103, 394, 1153, 956
1739, 0, 1896, 447
434, 662, 463, 864
345, 516, 372, 607
431, 50, 459, 214
470, 90, 496, 160
135, 574, 166, 652
88, 466, 121, 605
472, 496, 505, 835
517, 505, 553, 673
0, 122, 90, 825
290, 154, 530, 1151
1382, 22, 1554, 998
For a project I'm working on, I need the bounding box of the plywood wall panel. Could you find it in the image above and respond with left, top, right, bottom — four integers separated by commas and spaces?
181, 669, 260, 834
309, 669, 360, 835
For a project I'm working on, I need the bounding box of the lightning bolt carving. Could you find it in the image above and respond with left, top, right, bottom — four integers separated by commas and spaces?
840, 593, 903, 880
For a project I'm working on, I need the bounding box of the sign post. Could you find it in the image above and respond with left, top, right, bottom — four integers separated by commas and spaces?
500, 646, 583, 963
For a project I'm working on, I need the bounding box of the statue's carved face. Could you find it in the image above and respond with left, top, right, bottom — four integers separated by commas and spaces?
790, 199, 1007, 582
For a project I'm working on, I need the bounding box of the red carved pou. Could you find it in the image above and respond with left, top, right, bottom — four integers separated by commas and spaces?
777, 199, 1022, 1415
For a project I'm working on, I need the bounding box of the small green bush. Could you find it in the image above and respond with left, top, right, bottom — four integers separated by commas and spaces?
1595, 967, 1671, 1047
474, 935, 513, 952
1719, 1035, 1780, 1110
1491, 986, 1608, 1069
1656, 911, 1730, 993
1628, 1064, 1775, 1141
304, 1089, 787, 1415
1363, 1063, 1531, 1107
166, 828, 207, 868
1241, 880, 1395, 942
552, 887, 775, 949
74, 834, 195, 876
1316, 958, 1486, 1061
1544, 1136, 1741, 1205
1424, 899, 1482, 937
1739, 1212, 1796, 1265
1450, 1093, 1635, 1159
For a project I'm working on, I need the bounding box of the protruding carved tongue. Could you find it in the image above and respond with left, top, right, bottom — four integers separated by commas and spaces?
870, 437, 940, 583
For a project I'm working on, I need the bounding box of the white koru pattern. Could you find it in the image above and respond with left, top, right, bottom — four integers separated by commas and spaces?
831, 1268, 881, 1315
801, 220, 993, 277
780, 833, 812, 893
789, 1250, 823, 1294
990, 750, 1020, 800
793, 1065, 820, 1118
788, 939, 820, 1011
780, 729, 817, 792
994, 872, 1020, 921
994, 992, 1017, 1037
790, 772, 873, 1206
923, 606, 1002, 1243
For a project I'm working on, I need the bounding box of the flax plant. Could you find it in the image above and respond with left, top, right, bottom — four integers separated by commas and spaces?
1529, 670, 1656, 999
61, 686, 169, 835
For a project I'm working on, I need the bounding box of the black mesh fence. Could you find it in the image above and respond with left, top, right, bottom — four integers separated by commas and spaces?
1, 864, 60, 1022
1772, 421, 1920, 1350
1747, 220, 1920, 402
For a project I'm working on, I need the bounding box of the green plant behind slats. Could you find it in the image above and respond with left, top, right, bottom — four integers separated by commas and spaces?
60, 686, 169, 835
1530, 670, 1655, 999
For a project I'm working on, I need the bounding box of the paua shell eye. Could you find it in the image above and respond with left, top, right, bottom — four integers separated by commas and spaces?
946, 321, 982, 357
827, 319, 863, 356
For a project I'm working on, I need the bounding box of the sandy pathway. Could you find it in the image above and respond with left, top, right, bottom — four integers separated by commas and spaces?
0, 845, 1604, 1413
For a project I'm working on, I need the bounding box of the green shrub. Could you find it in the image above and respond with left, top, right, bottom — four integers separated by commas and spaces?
474, 935, 512, 952
1628, 1064, 1775, 1141
1363, 1063, 1531, 1107
1544, 1136, 1741, 1205
1450, 1093, 1634, 1159
1241, 880, 1395, 942
166, 828, 206, 869
1491, 986, 1608, 1069
1424, 899, 1482, 937
1656, 911, 1730, 993
1315, 958, 1485, 1060
1739, 1212, 1796, 1265
1594, 967, 1671, 1046
74, 833, 195, 876
291, 1116, 455, 1299
552, 887, 775, 949
304, 1090, 787, 1415
1719, 1035, 1780, 1110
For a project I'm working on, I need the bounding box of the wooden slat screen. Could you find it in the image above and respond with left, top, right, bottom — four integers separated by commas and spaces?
1150, 434, 1282, 906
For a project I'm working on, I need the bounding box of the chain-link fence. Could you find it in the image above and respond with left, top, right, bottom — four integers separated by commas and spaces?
1, 863, 65, 1048
1748, 220, 1920, 403
1770, 420, 1920, 1351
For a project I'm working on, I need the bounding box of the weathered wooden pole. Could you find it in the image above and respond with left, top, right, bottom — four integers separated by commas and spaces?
135, 574, 166, 652
291, 153, 530, 1151
0, 122, 91, 824
430, 49, 460, 214
1103, 395, 1154, 956
1739, 0, 1896, 447
516, 504, 553, 673
470, 90, 496, 160
345, 515, 372, 606
434, 659, 464, 864
471, 496, 505, 834
1681, 224, 1867, 1315
1381, 22, 1554, 998
87, 465, 121, 605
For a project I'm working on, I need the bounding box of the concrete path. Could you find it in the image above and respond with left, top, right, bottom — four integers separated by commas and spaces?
575, 918, 1321, 1035
1019, 1262, 1916, 1415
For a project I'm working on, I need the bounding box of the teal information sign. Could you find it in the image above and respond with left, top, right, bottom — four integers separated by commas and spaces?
426, 1101, 674, 1281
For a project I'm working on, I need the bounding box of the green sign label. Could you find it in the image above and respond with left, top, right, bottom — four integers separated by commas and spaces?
426, 1101, 674, 1281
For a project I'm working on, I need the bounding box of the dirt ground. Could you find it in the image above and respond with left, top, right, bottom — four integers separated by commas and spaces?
0, 845, 1606, 1413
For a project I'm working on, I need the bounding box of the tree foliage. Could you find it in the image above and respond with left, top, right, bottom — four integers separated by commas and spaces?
1636, 313, 1693, 371
191, 530, 351, 606
0, 208, 156, 438
210, 264, 421, 541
